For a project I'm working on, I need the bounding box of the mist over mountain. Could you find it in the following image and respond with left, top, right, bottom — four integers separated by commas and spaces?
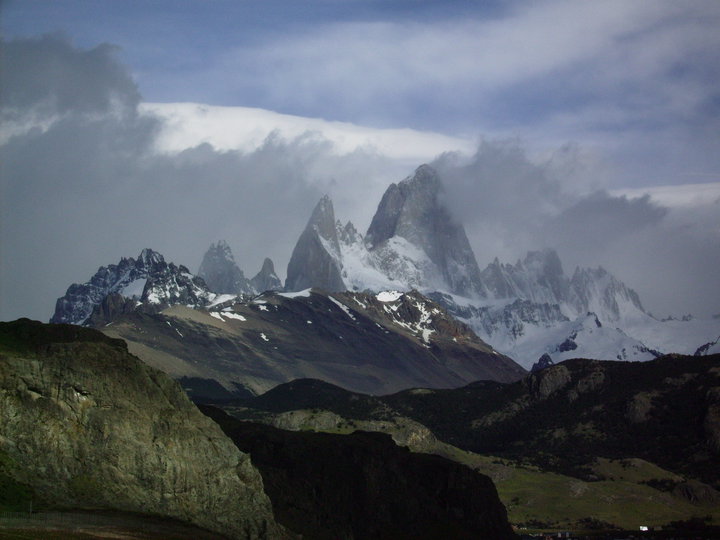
1, 34, 719, 327
47, 158, 719, 373
283, 165, 719, 368
198, 241, 281, 296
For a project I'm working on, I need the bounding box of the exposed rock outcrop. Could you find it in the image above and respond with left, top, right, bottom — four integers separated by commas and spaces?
528, 364, 572, 398
0, 319, 279, 539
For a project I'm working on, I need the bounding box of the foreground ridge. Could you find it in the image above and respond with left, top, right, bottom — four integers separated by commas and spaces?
0, 318, 280, 538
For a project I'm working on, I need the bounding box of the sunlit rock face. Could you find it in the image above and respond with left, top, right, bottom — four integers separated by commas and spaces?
0, 318, 280, 539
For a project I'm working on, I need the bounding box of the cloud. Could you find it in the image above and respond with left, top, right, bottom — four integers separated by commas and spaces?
432, 140, 720, 317
0, 35, 398, 321
1, 33, 718, 324
140, 102, 475, 163
0, 34, 140, 118
182, 1, 718, 128
144, 0, 717, 193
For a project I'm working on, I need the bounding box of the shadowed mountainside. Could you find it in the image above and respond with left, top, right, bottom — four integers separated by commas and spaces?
201, 405, 516, 540
222, 354, 720, 488
100, 289, 525, 398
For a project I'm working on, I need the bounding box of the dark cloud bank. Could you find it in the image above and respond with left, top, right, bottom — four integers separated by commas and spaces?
1, 35, 718, 321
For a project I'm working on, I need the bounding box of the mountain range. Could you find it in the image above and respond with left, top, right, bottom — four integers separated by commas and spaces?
280, 164, 720, 368
98, 286, 523, 397
50, 164, 719, 376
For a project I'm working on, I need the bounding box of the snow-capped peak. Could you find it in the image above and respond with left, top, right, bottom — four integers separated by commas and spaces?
51, 249, 214, 325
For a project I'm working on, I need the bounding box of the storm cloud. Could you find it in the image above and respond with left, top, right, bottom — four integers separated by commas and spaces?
1, 35, 140, 117
0, 35, 394, 321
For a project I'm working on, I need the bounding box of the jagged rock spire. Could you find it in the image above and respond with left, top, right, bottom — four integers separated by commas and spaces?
251, 258, 282, 293
365, 164, 486, 298
198, 240, 253, 295
285, 195, 345, 292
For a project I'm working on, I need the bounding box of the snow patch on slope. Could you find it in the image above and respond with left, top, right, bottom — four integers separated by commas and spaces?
207, 294, 237, 308
377, 291, 404, 303
328, 296, 357, 321
278, 289, 312, 299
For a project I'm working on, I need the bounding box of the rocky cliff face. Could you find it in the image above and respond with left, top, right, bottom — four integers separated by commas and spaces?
198, 240, 253, 295
250, 258, 282, 293
202, 406, 516, 540
479, 249, 644, 323
284, 166, 487, 297
0, 319, 279, 539
568, 265, 645, 321
481, 249, 569, 306
285, 195, 345, 292
51, 249, 214, 326
365, 165, 486, 298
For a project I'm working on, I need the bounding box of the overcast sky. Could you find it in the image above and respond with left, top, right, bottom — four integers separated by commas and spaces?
1, 0, 719, 321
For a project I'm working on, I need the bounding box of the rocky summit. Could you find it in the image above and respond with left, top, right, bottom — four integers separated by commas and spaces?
365, 164, 486, 298
198, 240, 254, 295
51, 248, 214, 326
0, 319, 280, 539
285, 195, 346, 292
251, 257, 283, 293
